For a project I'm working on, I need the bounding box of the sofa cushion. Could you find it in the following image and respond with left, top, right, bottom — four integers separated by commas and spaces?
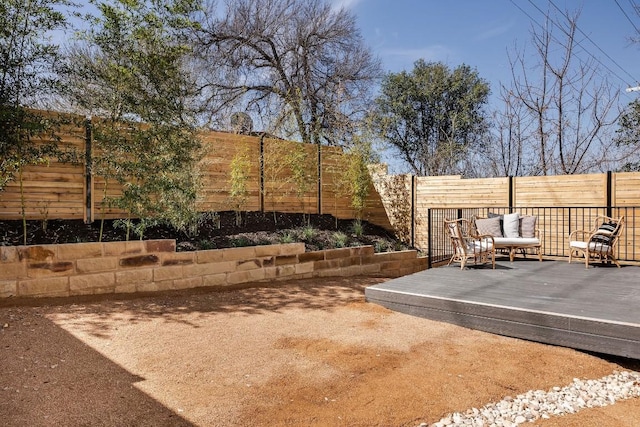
519, 215, 537, 238
475, 217, 503, 237
494, 237, 540, 246
503, 213, 520, 238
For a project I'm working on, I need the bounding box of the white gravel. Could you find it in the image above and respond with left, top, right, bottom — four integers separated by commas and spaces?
426, 370, 640, 427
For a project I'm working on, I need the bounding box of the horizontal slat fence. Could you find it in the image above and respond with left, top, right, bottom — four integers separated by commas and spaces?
197, 132, 262, 214
513, 174, 608, 207
0, 113, 87, 221
0, 113, 391, 230
612, 173, 640, 205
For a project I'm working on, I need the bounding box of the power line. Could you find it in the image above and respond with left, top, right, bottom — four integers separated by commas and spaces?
510, 0, 636, 88
627, 0, 640, 19
509, 0, 542, 32
545, 0, 638, 85
616, 0, 640, 35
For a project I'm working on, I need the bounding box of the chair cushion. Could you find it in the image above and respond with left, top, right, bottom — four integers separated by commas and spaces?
588, 242, 613, 254
570, 240, 613, 254
475, 217, 503, 237
519, 215, 537, 238
570, 240, 587, 250
598, 221, 618, 235
466, 240, 493, 252
591, 221, 618, 246
503, 213, 520, 238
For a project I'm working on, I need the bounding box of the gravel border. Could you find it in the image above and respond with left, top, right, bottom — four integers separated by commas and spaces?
426, 370, 640, 427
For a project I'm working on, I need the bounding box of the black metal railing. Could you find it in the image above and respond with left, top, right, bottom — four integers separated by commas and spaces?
427, 206, 639, 267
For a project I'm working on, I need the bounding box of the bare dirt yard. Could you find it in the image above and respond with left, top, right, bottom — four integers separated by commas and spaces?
1, 276, 639, 427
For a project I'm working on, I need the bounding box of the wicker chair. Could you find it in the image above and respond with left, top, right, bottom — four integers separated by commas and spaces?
568, 216, 625, 268
445, 218, 495, 269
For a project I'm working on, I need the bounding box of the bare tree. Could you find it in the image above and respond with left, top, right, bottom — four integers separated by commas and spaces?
473, 83, 538, 178
502, 7, 622, 175
193, 0, 381, 145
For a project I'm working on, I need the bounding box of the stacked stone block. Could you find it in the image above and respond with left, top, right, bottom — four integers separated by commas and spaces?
0, 240, 426, 299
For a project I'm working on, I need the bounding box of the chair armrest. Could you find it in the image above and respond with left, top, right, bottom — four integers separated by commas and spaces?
569, 229, 590, 241
472, 233, 495, 245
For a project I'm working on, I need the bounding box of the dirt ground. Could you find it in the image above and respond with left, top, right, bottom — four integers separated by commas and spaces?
0, 212, 406, 253
1, 276, 639, 427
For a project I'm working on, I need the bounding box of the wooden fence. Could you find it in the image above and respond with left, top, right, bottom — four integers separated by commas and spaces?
3, 110, 640, 262
0, 115, 392, 230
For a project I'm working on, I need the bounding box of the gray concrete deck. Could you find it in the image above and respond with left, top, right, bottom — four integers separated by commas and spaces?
365, 259, 640, 359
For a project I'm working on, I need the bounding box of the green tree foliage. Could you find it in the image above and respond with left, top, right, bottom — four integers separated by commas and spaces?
0, 0, 74, 243
614, 99, 640, 171
62, 0, 204, 235
371, 60, 490, 176
340, 135, 377, 220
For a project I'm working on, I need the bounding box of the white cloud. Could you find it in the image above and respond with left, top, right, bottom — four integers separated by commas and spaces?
330, 0, 365, 11
476, 20, 516, 41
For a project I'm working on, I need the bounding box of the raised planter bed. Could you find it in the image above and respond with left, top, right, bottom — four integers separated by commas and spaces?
0, 240, 426, 299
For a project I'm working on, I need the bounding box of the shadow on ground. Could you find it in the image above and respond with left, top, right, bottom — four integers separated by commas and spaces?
0, 276, 389, 339
0, 309, 194, 426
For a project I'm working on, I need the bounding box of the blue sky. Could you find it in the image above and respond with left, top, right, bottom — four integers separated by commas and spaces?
333, 0, 640, 106
59, 1, 640, 106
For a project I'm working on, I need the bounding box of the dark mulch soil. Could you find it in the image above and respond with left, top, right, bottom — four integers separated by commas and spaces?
0, 211, 408, 253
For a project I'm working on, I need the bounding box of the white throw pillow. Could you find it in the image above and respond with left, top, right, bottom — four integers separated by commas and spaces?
503, 212, 520, 238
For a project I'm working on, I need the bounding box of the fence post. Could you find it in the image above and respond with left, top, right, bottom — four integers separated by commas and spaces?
606, 171, 612, 217
317, 144, 322, 215
259, 134, 265, 213
427, 208, 432, 269
508, 176, 514, 213
84, 117, 92, 224
411, 175, 416, 248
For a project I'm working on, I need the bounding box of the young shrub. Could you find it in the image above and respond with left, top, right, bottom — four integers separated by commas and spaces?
350, 219, 364, 237
229, 144, 252, 227
0, 1, 76, 244
299, 225, 318, 241
341, 139, 376, 221
375, 173, 413, 245
279, 231, 296, 244
229, 235, 252, 247
198, 239, 216, 250
263, 138, 293, 224
332, 231, 348, 248
285, 142, 316, 226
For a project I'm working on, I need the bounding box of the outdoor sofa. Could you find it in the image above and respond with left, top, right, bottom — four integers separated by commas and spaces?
472, 213, 542, 262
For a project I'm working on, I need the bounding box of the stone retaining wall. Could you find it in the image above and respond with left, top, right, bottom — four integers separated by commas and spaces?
0, 240, 426, 298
